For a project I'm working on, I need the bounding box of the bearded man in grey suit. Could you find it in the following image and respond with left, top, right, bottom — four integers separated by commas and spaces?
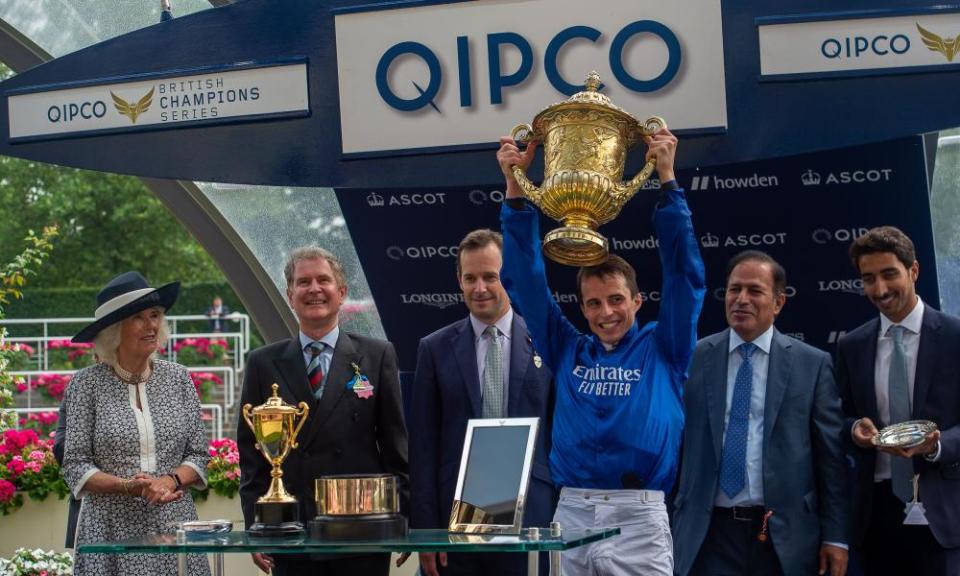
672, 250, 848, 576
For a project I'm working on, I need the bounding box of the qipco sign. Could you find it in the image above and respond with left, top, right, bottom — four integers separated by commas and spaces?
335, 0, 727, 155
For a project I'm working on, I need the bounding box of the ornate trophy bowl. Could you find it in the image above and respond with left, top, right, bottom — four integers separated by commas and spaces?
309, 474, 407, 541
242, 383, 309, 536
873, 420, 938, 449
511, 71, 665, 266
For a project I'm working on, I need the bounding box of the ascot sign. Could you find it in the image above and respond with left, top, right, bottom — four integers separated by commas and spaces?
335, 0, 727, 155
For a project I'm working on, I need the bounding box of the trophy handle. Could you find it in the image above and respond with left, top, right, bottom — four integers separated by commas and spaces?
611, 159, 657, 204
288, 402, 310, 450
509, 123, 544, 206
241, 404, 256, 442
612, 116, 668, 204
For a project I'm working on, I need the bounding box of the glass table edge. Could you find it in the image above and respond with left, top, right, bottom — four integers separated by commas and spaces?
78, 528, 621, 554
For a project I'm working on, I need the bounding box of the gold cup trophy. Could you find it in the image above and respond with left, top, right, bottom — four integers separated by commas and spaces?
242, 384, 310, 535
510, 71, 666, 266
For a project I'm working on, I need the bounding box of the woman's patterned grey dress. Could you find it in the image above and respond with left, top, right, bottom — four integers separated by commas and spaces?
63, 360, 211, 576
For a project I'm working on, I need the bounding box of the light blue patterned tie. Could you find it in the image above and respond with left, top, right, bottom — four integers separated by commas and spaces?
888, 325, 914, 503
719, 342, 757, 499
481, 326, 504, 418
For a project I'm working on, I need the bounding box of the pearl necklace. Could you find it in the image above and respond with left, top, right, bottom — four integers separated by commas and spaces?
114, 362, 152, 386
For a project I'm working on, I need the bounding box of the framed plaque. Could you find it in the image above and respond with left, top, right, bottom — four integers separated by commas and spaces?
448, 418, 539, 535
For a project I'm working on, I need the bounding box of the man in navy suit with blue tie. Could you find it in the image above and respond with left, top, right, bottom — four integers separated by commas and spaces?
837, 226, 960, 576
673, 250, 848, 576
409, 228, 556, 576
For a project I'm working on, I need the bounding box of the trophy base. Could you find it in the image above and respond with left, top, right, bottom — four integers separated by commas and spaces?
309, 513, 408, 541
247, 501, 304, 536
543, 227, 608, 267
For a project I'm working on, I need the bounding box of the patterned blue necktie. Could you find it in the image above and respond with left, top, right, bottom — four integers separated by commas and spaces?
719, 342, 757, 499
888, 325, 914, 502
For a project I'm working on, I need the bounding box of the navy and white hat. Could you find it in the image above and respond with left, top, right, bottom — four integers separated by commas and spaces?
72, 271, 180, 343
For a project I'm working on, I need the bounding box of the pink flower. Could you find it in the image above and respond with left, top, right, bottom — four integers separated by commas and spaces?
24, 461, 42, 473
29, 450, 46, 462
225, 451, 239, 464
0, 479, 16, 503
6, 456, 24, 477
15, 382, 27, 393
225, 469, 240, 480
3, 429, 39, 450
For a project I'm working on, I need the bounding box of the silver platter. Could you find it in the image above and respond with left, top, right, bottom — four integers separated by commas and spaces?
169, 520, 234, 534
873, 420, 937, 449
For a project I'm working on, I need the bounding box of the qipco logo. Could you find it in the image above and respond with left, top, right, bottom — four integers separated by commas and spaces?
375, 20, 682, 112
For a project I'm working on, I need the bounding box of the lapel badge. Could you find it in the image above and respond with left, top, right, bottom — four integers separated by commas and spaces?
528, 336, 543, 369
345, 361, 374, 399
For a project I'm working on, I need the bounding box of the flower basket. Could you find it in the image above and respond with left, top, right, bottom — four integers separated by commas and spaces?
0, 547, 73, 575
169, 338, 228, 367
0, 430, 68, 516
44, 341, 93, 371
190, 438, 240, 501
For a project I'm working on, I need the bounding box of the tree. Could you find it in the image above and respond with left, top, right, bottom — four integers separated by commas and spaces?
0, 156, 222, 288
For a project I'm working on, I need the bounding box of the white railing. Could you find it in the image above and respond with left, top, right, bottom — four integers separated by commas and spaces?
0, 313, 250, 370
12, 403, 226, 441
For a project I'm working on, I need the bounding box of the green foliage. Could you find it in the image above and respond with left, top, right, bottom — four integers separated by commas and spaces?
1, 228, 58, 433
0, 156, 222, 290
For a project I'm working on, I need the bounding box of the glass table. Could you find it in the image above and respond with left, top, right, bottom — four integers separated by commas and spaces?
79, 526, 621, 576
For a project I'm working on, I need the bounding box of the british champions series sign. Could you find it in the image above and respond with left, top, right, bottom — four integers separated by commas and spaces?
758, 9, 960, 79
7, 61, 309, 142
334, 0, 727, 156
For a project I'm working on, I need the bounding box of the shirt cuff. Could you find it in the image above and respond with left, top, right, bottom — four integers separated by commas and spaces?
823, 541, 849, 550
924, 440, 942, 462
182, 461, 208, 488
660, 179, 679, 191
505, 197, 528, 210
73, 467, 100, 499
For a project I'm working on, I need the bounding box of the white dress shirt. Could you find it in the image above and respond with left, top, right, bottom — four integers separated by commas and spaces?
470, 308, 513, 414
872, 298, 925, 481
715, 326, 773, 507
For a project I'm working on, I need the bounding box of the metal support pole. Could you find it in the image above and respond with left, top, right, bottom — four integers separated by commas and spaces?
176, 528, 187, 576
212, 552, 224, 576
527, 526, 540, 576
549, 522, 562, 576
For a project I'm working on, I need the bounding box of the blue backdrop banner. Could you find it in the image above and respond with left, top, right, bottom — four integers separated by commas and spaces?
336, 135, 936, 371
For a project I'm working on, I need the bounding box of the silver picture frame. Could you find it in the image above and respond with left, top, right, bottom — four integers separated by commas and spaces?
448, 417, 540, 535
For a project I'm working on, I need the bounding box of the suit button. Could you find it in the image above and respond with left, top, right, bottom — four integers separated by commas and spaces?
604, 495, 610, 501
335, 448, 343, 457
353, 412, 360, 421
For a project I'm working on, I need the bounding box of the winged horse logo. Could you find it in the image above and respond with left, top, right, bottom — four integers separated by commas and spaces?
110, 86, 155, 124
917, 23, 960, 62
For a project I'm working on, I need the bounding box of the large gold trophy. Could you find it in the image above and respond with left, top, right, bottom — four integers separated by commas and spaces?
510, 71, 665, 266
242, 384, 310, 535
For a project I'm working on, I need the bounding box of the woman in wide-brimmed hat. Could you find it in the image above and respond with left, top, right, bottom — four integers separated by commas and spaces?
62, 272, 210, 576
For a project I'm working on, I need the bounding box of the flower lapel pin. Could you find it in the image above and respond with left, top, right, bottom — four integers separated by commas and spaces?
345, 362, 375, 399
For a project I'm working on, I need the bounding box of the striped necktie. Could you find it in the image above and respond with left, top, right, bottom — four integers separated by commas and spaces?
306, 341, 326, 396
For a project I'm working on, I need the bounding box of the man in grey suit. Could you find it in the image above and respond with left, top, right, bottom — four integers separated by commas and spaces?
673, 250, 848, 576
238, 246, 408, 576
837, 226, 960, 575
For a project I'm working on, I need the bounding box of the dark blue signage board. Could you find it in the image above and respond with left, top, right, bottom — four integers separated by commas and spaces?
336, 136, 936, 371
0, 0, 956, 187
